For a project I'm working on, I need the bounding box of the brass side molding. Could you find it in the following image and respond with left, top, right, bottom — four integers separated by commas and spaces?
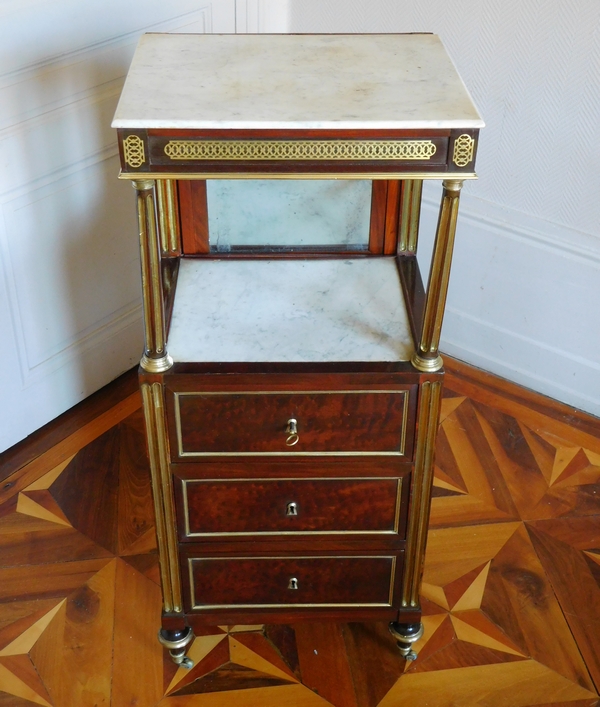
401, 380, 442, 607
453, 134, 475, 167
164, 139, 437, 162
123, 135, 145, 168
141, 382, 183, 613
398, 179, 423, 254
156, 179, 181, 255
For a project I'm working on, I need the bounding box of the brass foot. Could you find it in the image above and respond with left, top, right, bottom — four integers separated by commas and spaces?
389, 622, 424, 661
158, 626, 194, 668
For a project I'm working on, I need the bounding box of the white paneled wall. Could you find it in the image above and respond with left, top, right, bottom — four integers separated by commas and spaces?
289, 1, 600, 417
3, 0, 598, 451
0, 1, 242, 451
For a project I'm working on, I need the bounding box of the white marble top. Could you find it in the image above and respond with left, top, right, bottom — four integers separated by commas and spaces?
167, 258, 414, 362
113, 33, 483, 130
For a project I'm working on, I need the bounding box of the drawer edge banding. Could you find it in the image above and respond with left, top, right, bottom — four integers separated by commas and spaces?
181, 477, 403, 538
174, 389, 409, 458
188, 555, 397, 610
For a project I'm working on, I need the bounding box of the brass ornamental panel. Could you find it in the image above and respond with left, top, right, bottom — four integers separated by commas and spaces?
163, 139, 437, 162
452, 134, 475, 167
123, 135, 145, 168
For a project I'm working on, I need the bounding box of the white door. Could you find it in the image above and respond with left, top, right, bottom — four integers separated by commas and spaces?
0, 1, 258, 452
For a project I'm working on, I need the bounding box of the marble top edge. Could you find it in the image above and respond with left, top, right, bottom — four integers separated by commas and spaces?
113, 32, 483, 130
112, 118, 485, 129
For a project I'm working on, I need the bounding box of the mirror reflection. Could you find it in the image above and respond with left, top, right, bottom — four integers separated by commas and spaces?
207, 179, 372, 251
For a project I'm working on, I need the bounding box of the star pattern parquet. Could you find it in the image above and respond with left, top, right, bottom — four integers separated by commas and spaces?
0, 358, 598, 706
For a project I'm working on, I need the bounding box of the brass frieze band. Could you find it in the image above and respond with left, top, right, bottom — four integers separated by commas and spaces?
401, 380, 442, 607
120, 171, 478, 181
163, 139, 437, 162
123, 135, 145, 168
452, 134, 475, 167
141, 382, 183, 613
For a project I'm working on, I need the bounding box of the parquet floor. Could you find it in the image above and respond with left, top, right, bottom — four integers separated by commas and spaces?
0, 359, 599, 706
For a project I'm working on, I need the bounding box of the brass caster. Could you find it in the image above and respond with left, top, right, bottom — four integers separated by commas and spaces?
389, 622, 424, 661
158, 626, 194, 668
174, 655, 194, 670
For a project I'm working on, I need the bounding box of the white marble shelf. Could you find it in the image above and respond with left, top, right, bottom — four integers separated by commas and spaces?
113, 33, 483, 130
167, 258, 415, 363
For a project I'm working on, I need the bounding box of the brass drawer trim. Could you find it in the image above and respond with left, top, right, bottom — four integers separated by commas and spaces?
181, 477, 403, 538
188, 555, 397, 610
173, 389, 409, 458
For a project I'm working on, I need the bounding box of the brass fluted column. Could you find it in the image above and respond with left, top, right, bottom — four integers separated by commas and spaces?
133, 179, 173, 373
401, 379, 442, 607
411, 179, 463, 372
140, 382, 182, 613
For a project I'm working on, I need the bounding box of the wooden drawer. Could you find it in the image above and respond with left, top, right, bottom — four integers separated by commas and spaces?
185, 554, 399, 610
169, 388, 411, 458
179, 477, 403, 538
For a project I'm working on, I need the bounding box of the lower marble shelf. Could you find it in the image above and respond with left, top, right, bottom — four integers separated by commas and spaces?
167, 257, 415, 363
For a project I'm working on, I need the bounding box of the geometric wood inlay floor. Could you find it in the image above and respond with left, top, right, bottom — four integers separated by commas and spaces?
0, 358, 598, 706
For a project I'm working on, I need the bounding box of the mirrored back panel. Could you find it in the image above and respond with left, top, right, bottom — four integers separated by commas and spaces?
206, 180, 372, 252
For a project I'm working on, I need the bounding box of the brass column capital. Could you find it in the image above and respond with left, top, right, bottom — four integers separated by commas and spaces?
132, 178, 155, 191
441, 178, 464, 193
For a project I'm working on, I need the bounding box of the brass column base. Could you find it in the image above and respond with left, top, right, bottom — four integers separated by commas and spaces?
141, 353, 174, 373
411, 352, 443, 372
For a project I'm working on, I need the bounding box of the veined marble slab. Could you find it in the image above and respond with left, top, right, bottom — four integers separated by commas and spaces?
207, 180, 371, 250
167, 258, 414, 362
113, 33, 483, 130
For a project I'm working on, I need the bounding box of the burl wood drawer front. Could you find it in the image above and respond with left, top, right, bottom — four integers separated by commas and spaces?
187, 555, 397, 610
172, 390, 410, 458
180, 477, 402, 538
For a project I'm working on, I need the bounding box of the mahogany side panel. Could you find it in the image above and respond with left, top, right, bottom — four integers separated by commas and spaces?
384, 180, 401, 254
396, 254, 426, 347
178, 180, 209, 254
368, 181, 388, 253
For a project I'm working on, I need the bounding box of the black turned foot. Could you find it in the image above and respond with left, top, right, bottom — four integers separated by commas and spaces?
158, 626, 195, 668
389, 621, 424, 661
